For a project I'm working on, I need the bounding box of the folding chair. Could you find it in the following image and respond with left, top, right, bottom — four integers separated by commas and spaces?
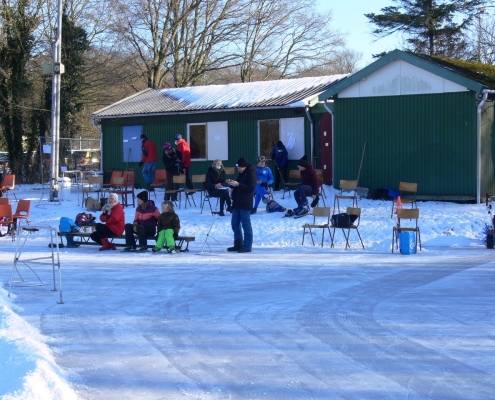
224, 167, 236, 177
0, 198, 9, 205
13, 199, 31, 230
201, 188, 222, 214
164, 175, 186, 208
82, 175, 103, 204
1, 174, 17, 201
333, 179, 358, 213
149, 169, 167, 199
103, 171, 123, 190
302, 207, 331, 247
392, 208, 421, 253
184, 174, 206, 208
282, 169, 301, 199
314, 169, 327, 206
0, 203, 15, 241
118, 171, 136, 208
390, 182, 418, 218
340, 207, 364, 249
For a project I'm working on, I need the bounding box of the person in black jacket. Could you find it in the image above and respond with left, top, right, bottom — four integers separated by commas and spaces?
205, 159, 232, 216
161, 142, 179, 201
225, 157, 257, 253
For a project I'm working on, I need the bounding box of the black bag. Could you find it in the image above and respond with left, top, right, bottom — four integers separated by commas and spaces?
331, 213, 351, 228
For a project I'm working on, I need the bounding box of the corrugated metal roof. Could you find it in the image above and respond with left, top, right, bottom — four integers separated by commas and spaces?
93, 75, 349, 118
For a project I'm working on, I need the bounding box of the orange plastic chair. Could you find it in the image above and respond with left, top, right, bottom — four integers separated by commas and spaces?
13, 199, 31, 229
0, 203, 15, 241
1, 174, 16, 200
149, 169, 167, 198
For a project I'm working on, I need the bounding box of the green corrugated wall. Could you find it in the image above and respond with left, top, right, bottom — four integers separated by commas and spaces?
481, 100, 495, 197
333, 92, 480, 197
100, 108, 309, 189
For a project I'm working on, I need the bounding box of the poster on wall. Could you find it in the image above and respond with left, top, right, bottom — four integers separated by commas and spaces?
122, 126, 143, 163
280, 118, 304, 160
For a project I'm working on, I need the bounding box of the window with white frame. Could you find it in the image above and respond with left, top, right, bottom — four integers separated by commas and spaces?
188, 121, 228, 161
258, 117, 305, 160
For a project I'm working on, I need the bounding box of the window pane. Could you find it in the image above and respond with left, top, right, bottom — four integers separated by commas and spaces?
259, 120, 279, 158
189, 124, 206, 159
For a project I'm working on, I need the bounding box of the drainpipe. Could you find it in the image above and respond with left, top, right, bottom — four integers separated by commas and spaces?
305, 106, 314, 163
92, 117, 104, 170
476, 90, 495, 204
323, 99, 334, 185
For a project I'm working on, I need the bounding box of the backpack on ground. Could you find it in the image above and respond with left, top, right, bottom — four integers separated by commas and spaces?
331, 213, 351, 228
266, 200, 286, 213
85, 197, 101, 211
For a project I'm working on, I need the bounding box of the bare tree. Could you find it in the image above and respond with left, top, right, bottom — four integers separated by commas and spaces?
111, 0, 203, 89
171, 0, 245, 87
237, 0, 345, 82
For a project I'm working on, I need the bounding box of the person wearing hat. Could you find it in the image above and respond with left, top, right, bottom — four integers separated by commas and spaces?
90, 193, 125, 250
271, 140, 289, 191
139, 133, 158, 192
291, 155, 320, 216
252, 156, 274, 214
225, 157, 257, 253
174, 134, 193, 190
123, 190, 160, 251
162, 142, 180, 201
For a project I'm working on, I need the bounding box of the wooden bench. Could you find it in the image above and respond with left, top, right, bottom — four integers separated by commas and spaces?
57, 230, 195, 252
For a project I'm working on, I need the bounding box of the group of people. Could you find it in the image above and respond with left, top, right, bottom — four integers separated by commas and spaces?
97, 134, 320, 253
89, 190, 180, 254
139, 133, 193, 195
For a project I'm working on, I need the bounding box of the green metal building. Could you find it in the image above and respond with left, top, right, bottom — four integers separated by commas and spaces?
91, 76, 347, 190
317, 50, 495, 202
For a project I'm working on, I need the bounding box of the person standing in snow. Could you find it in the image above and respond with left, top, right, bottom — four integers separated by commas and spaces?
161, 142, 180, 201
252, 156, 274, 214
174, 134, 193, 190
123, 190, 160, 251
90, 193, 125, 251
139, 133, 158, 191
225, 157, 257, 253
271, 140, 289, 191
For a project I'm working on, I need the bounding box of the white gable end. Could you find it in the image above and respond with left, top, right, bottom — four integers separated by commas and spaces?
340, 60, 468, 98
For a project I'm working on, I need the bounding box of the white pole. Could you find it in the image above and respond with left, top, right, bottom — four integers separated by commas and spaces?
49, 0, 62, 201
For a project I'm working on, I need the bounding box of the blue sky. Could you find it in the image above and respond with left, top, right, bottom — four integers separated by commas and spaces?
320, 0, 401, 67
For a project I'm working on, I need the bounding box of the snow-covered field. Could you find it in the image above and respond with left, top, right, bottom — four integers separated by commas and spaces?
1, 182, 495, 399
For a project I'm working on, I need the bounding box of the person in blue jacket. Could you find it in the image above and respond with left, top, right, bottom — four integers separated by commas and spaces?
252, 156, 274, 214
271, 140, 288, 191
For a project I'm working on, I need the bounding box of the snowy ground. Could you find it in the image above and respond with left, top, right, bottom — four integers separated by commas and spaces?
1, 182, 495, 399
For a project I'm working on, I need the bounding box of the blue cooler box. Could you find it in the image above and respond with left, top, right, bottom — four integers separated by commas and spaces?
399, 231, 417, 254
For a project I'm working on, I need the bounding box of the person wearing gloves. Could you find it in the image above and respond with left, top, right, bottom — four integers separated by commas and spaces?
152, 201, 181, 253
292, 155, 320, 217
90, 193, 125, 251
139, 133, 158, 191
205, 159, 232, 216
174, 134, 193, 189
225, 157, 257, 253
252, 155, 274, 214
271, 140, 289, 191
123, 190, 160, 251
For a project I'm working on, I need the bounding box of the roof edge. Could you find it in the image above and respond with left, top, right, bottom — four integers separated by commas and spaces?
318, 49, 486, 100
92, 88, 154, 116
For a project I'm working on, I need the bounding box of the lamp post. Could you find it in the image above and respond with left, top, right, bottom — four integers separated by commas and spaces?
49, 0, 62, 201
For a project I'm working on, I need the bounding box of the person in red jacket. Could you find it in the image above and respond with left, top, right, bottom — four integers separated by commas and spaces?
292, 155, 320, 217
139, 133, 158, 191
123, 190, 160, 251
90, 193, 125, 250
174, 134, 193, 189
